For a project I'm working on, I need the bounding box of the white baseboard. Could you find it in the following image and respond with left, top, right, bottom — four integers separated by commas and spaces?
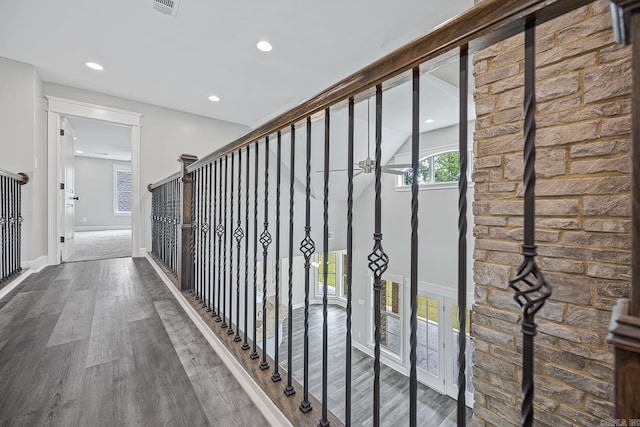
144, 254, 292, 427
74, 226, 132, 232
22, 255, 48, 273
0, 269, 35, 300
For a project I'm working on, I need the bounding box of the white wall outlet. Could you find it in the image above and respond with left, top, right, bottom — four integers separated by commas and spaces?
358, 299, 365, 305
328, 231, 335, 240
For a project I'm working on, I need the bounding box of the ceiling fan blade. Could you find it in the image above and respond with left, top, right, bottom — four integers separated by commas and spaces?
382, 169, 407, 176
354, 170, 364, 177
385, 163, 412, 169
316, 169, 350, 173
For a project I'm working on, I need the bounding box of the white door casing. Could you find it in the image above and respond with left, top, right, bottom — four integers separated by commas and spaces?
47, 97, 142, 265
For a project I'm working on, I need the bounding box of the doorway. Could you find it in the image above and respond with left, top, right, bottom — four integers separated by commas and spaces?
62, 116, 133, 262
46, 97, 141, 265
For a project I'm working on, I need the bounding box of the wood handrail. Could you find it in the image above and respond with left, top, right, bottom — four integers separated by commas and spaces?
185, 0, 593, 174
148, 171, 180, 191
0, 169, 28, 184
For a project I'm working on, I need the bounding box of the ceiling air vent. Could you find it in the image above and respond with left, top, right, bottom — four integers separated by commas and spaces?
150, 0, 181, 18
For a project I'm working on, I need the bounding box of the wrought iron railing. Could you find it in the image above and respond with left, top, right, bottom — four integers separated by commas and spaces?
147, 0, 639, 425
148, 171, 181, 278
0, 169, 28, 283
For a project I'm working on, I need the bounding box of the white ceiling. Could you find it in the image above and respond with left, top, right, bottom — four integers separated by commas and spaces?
66, 117, 131, 161
0, 0, 472, 128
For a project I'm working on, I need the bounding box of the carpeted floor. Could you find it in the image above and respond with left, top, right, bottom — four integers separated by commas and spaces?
66, 230, 131, 262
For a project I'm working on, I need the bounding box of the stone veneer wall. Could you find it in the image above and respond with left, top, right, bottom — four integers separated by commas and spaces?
471, 1, 631, 425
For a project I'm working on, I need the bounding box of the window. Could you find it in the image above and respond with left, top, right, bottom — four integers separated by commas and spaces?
378, 279, 401, 355
114, 167, 132, 214
400, 150, 473, 187
317, 252, 337, 296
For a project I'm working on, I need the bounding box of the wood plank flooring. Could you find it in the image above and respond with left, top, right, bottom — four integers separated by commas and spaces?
0, 257, 266, 427
279, 305, 473, 426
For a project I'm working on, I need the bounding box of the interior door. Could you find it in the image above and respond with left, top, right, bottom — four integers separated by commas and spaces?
60, 119, 76, 261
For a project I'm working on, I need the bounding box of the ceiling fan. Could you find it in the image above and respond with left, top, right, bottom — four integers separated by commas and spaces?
319, 99, 411, 177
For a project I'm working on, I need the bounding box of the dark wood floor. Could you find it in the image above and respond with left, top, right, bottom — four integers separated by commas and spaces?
279, 305, 473, 426
0, 257, 266, 427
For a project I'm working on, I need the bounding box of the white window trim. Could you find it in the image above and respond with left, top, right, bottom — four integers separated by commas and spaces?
113, 165, 132, 216
393, 144, 474, 191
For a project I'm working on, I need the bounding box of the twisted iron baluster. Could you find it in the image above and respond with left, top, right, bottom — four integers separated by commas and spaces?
227, 154, 235, 336
368, 86, 389, 427
242, 145, 251, 351
284, 124, 296, 397
345, 98, 354, 424
250, 142, 260, 360
212, 160, 218, 317
508, 20, 551, 427
1, 177, 6, 281
215, 158, 225, 323
201, 168, 208, 307
299, 117, 314, 414
320, 109, 331, 427
207, 164, 213, 310
190, 169, 197, 295
234, 149, 244, 342
259, 136, 272, 371
221, 156, 229, 329
457, 47, 469, 426
272, 131, 282, 383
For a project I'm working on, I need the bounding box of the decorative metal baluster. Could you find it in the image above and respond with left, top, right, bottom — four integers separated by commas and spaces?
345, 97, 354, 425
284, 124, 296, 397
1, 177, 6, 281
508, 20, 551, 427
17, 177, 22, 274
242, 145, 251, 351
207, 163, 213, 310
0, 176, 9, 280
228, 153, 235, 336
215, 158, 225, 323
194, 169, 200, 299
299, 117, 314, 414
221, 156, 229, 329
259, 136, 272, 371
272, 131, 283, 383
457, 47, 469, 426
196, 169, 204, 304
201, 167, 208, 307
368, 86, 389, 427
212, 160, 219, 317
320, 109, 331, 427
190, 168, 197, 295
410, 67, 419, 427
234, 149, 244, 343
250, 141, 260, 360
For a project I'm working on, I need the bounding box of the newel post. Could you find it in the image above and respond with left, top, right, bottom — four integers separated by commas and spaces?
609, 1, 640, 422
178, 154, 198, 291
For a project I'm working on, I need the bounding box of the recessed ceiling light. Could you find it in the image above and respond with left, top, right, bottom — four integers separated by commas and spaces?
208, 95, 220, 102
73, 137, 78, 140
75, 150, 84, 154
256, 40, 272, 52
425, 119, 435, 124
85, 62, 104, 71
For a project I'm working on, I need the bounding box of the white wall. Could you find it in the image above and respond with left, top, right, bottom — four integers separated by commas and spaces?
74, 157, 132, 229
42, 82, 251, 254
0, 57, 47, 264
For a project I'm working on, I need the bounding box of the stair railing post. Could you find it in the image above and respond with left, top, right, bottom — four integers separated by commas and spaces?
178, 154, 198, 291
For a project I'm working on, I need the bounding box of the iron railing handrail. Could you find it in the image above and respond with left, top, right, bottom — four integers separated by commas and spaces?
183, 0, 593, 175
0, 169, 28, 185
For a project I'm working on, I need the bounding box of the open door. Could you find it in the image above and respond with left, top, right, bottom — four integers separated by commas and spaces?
60, 118, 76, 262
